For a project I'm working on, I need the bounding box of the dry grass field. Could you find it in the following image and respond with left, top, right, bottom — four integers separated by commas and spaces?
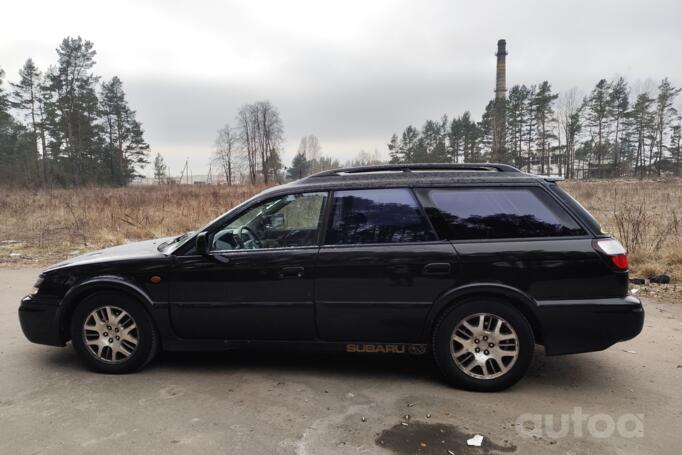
0, 184, 268, 264
1, 180, 680, 299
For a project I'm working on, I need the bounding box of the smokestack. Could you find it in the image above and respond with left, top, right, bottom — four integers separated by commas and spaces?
492, 39, 508, 162
495, 39, 507, 100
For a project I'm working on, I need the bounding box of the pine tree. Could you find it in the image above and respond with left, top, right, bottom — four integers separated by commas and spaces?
419, 116, 448, 163
628, 93, 656, 178
287, 152, 310, 180
584, 79, 612, 177
670, 122, 681, 176
524, 85, 537, 172
10, 59, 49, 185
388, 134, 401, 163
0, 67, 7, 112
480, 101, 495, 159
608, 77, 629, 176
533, 81, 559, 174
45, 36, 103, 185
100, 76, 150, 184
653, 78, 681, 175
506, 85, 529, 168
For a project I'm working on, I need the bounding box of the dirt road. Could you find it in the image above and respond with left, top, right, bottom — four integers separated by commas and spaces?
1, 268, 681, 454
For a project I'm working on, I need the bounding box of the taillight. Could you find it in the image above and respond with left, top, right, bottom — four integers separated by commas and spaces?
592, 238, 628, 270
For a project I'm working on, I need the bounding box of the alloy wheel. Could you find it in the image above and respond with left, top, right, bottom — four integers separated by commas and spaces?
450, 312, 519, 380
82, 305, 139, 364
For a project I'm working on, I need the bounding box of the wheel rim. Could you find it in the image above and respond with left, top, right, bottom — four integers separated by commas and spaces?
82, 305, 139, 364
450, 312, 519, 380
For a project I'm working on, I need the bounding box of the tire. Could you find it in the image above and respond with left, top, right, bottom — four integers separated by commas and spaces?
433, 298, 534, 392
70, 291, 159, 374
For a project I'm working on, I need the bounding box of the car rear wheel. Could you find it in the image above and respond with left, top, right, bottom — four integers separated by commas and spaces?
433, 298, 534, 392
70, 291, 158, 374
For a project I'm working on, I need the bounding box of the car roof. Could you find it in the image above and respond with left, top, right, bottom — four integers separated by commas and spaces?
267, 163, 557, 196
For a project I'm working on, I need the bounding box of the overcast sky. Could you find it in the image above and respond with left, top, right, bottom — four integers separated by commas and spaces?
2, 0, 680, 176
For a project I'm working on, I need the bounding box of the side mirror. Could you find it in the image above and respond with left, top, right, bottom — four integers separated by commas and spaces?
195, 232, 209, 255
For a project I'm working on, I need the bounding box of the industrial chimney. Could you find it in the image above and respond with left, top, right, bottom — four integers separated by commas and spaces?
492, 39, 508, 162
495, 39, 508, 99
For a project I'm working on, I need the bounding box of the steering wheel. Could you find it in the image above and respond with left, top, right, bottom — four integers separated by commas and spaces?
238, 226, 262, 249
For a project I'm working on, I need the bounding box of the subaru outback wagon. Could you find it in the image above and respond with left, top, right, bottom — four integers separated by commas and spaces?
19, 163, 644, 391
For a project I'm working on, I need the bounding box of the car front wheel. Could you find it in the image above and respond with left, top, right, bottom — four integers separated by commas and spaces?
433, 298, 534, 392
70, 291, 158, 374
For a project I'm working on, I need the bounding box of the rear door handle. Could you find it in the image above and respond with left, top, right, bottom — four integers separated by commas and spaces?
423, 262, 451, 275
279, 266, 305, 279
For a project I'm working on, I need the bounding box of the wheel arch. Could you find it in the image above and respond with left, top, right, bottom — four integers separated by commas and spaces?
56, 276, 156, 344
422, 284, 544, 344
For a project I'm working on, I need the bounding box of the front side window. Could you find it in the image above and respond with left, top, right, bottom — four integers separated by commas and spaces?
417, 187, 586, 240
210, 192, 327, 251
325, 188, 435, 245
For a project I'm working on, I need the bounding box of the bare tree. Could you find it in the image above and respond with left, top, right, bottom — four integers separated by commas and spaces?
236, 105, 259, 184
297, 134, 321, 161
213, 124, 237, 185
235, 100, 284, 184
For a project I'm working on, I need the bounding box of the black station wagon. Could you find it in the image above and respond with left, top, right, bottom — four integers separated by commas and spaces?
19, 163, 644, 391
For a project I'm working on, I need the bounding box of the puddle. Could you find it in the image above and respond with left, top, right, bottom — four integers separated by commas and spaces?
376, 421, 516, 455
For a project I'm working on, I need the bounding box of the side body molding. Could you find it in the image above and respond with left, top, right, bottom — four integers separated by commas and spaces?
420, 283, 541, 342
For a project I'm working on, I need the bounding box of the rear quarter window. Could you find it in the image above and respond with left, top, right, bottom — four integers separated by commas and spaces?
416, 187, 586, 240
549, 184, 604, 236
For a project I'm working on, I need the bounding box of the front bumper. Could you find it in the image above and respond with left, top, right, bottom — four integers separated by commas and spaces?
18, 294, 65, 346
537, 295, 644, 355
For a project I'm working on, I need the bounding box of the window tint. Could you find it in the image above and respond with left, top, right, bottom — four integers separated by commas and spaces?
417, 187, 586, 240
210, 192, 327, 251
326, 189, 435, 245
549, 184, 604, 235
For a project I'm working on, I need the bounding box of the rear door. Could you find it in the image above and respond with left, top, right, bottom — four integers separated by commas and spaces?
315, 188, 458, 342
414, 185, 616, 301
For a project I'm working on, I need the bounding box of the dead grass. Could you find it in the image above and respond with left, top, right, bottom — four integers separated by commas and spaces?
560, 180, 682, 283
1, 180, 680, 299
0, 184, 267, 265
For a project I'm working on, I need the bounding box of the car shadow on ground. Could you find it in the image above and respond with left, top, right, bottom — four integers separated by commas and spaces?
40, 344, 616, 392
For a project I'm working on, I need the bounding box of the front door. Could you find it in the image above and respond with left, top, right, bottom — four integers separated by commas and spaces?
169, 191, 328, 340
315, 188, 458, 342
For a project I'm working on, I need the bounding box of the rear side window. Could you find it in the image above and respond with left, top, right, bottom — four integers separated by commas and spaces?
416, 187, 586, 240
549, 184, 604, 235
325, 189, 436, 245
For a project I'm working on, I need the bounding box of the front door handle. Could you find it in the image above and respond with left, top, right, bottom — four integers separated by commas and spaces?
423, 262, 451, 275
279, 266, 305, 279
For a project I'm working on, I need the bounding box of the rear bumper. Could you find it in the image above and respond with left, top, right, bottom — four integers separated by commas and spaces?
537, 295, 644, 355
18, 295, 65, 347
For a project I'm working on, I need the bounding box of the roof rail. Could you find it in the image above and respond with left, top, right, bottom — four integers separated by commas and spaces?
308, 163, 521, 178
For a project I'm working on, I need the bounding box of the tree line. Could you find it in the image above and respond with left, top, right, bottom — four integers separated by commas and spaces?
388, 77, 681, 178
0, 36, 150, 187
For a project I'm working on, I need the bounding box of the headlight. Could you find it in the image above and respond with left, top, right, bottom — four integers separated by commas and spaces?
31, 276, 44, 295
